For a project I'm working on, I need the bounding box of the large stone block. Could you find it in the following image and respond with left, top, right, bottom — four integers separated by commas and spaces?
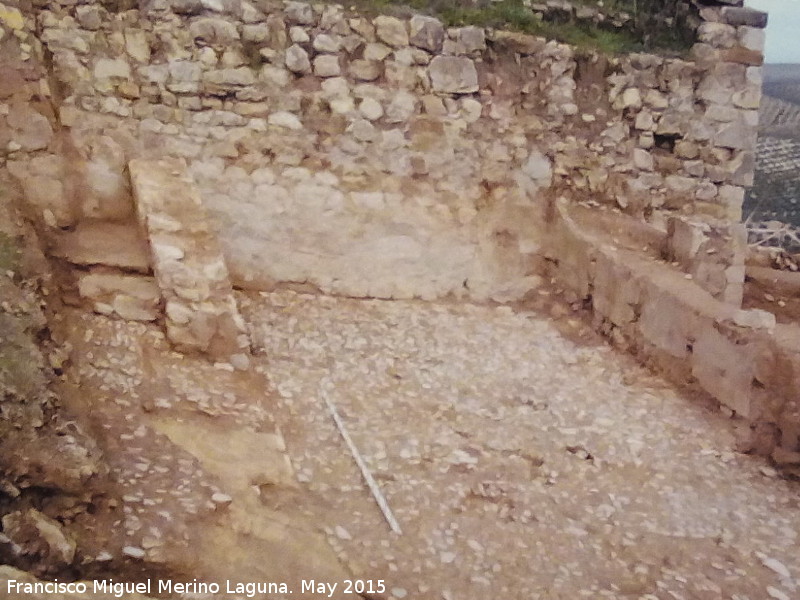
428, 56, 478, 94
692, 326, 759, 418
189, 17, 240, 46
666, 216, 746, 306
592, 251, 641, 328
285, 44, 311, 74
640, 290, 692, 359
374, 15, 408, 48
54, 220, 150, 272
409, 15, 444, 53
6, 103, 53, 152
721, 7, 768, 28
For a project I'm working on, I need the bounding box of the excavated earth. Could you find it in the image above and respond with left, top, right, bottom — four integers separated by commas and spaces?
7, 281, 800, 599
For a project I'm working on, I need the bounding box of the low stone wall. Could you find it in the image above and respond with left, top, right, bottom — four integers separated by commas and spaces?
544, 200, 800, 470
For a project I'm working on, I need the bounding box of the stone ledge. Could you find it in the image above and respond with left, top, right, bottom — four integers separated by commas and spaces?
721, 7, 768, 28
52, 221, 151, 273
545, 200, 800, 468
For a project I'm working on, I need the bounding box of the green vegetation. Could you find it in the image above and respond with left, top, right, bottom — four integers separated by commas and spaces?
335, 0, 695, 55
0, 232, 20, 273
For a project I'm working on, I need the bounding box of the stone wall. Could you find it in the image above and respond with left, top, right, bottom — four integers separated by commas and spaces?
544, 199, 800, 471
0, 0, 768, 303
4, 0, 798, 465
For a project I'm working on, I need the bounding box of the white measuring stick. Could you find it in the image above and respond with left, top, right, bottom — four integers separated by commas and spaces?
320, 386, 403, 536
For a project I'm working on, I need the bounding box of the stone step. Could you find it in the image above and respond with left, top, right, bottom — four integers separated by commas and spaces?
128, 157, 250, 362
52, 220, 151, 272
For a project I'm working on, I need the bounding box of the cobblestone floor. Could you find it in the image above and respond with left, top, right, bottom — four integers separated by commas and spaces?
240, 289, 800, 600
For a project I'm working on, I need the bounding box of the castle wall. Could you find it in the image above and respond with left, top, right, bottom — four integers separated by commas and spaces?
1, 0, 767, 301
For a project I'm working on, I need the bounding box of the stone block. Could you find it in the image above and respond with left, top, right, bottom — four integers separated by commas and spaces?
349, 59, 381, 82
490, 30, 546, 55
18, 175, 74, 228
428, 56, 478, 94
721, 7, 768, 28
285, 44, 311, 74
313, 33, 340, 53
697, 22, 737, 48
374, 15, 408, 48
459, 26, 486, 54
720, 46, 763, 66
692, 326, 757, 418
666, 216, 746, 306
313, 55, 341, 78
738, 26, 765, 52
409, 15, 444, 53
593, 251, 641, 327
714, 120, 757, 150
54, 221, 151, 272
6, 104, 52, 152
284, 1, 315, 26
189, 17, 240, 46
93, 58, 132, 80
77, 271, 161, 322
639, 289, 692, 359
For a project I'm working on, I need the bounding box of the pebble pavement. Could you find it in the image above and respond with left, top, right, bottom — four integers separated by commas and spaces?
240, 289, 800, 600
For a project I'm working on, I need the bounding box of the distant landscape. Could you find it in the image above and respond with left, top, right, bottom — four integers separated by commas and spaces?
744, 64, 800, 231
763, 63, 800, 104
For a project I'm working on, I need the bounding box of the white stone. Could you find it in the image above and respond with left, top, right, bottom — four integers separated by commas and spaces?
739, 26, 765, 52
428, 56, 478, 94
460, 98, 482, 123
122, 545, 146, 559
521, 151, 552, 188
374, 15, 408, 47
349, 59, 381, 81
313, 54, 341, 78
285, 44, 311, 74
334, 525, 352, 540
364, 42, 392, 61
289, 26, 310, 43
385, 90, 417, 123
621, 88, 642, 110
268, 111, 303, 130
758, 554, 791, 580
313, 33, 340, 53
125, 30, 151, 63
94, 58, 131, 80
766, 587, 790, 600
732, 309, 775, 331
359, 97, 383, 121
633, 148, 654, 171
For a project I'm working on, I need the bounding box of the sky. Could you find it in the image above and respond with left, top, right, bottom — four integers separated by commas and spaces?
744, 0, 800, 63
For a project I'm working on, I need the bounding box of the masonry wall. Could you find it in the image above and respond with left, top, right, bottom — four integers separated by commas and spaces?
1, 0, 766, 303
5, 0, 799, 465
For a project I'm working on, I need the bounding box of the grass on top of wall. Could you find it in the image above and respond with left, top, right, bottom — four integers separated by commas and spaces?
331, 0, 692, 55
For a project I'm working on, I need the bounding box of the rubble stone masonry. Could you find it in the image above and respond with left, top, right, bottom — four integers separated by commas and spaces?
3, 0, 799, 463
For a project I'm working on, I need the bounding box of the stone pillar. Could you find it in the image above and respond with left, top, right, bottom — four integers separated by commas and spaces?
666, 215, 747, 306
692, 0, 767, 221
129, 158, 250, 364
